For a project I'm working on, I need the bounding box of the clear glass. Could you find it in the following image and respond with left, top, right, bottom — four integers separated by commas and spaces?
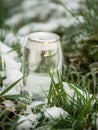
23, 32, 62, 99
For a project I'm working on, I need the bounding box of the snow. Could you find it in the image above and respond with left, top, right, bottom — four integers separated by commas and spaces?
26, 101, 45, 112
2, 55, 21, 70
17, 106, 68, 129
3, 100, 16, 112
1, 41, 22, 95
4, 32, 18, 46
21, 0, 38, 10
16, 100, 45, 130
5, 14, 23, 26
1, 41, 17, 58
18, 22, 60, 36
3, 69, 23, 95
63, 82, 92, 102
18, 16, 76, 36
5, 0, 79, 30
3, 69, 22, 85
44, 106, 68, 119
16, 113, 39, 130
63, 0, 81, 10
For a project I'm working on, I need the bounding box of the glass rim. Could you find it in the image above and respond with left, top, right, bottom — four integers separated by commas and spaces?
26, 32, 60, 43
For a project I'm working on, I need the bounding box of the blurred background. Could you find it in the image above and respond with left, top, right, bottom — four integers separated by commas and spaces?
0, 0, 81, 37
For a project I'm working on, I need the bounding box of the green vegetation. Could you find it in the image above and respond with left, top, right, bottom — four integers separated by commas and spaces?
0, 0, 98, 129
62, 0, 98, 94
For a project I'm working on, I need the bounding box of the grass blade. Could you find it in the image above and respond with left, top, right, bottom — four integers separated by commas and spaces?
0, 76, 24, 96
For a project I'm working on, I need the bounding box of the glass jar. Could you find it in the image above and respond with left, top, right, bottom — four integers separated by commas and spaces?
23, 32, 62, 99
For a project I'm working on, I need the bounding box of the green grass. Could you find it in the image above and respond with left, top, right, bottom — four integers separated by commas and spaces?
0, 0, 98, 129
0, 76, 32, 130
33, 74, 97, 130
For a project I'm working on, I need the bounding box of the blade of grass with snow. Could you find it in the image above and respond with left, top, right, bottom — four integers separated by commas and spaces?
0, 76, 24, 95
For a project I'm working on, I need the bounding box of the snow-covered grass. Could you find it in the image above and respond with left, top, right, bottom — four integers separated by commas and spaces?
0, 59, 98, 130
0, 0, 98, 129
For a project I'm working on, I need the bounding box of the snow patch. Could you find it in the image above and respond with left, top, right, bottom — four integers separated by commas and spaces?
1, 41, 18, 58
44, 106, 68, 119
16, 113, 39, 130
3, 100, 16, 112
4, 32, 18, 46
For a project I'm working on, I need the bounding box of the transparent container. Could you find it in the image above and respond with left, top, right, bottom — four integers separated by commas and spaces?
23, 32, 62, 99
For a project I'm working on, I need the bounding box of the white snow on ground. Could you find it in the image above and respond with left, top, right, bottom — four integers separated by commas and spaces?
2, 55, 21, 70
4, 32, 18, 46
16, 101, 44, 129
62, 0, 81, 10
17, 105, 68, 129
18, 17, 76, 36
5, 0, 80, 31
16, 113, 39, 130
3, 100, 16, 112
1, 41, 23, 95
1, 41, 21, 70
26, 100, 45, 112
63, 82, 86, 99
5, 14, 23, 27
44, 106, 68, 119
21, 0, 38, 10
63, 82, 93, 103
18, 22, 59, 35
0, 41, 17, 58
3, 69, 23, 95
